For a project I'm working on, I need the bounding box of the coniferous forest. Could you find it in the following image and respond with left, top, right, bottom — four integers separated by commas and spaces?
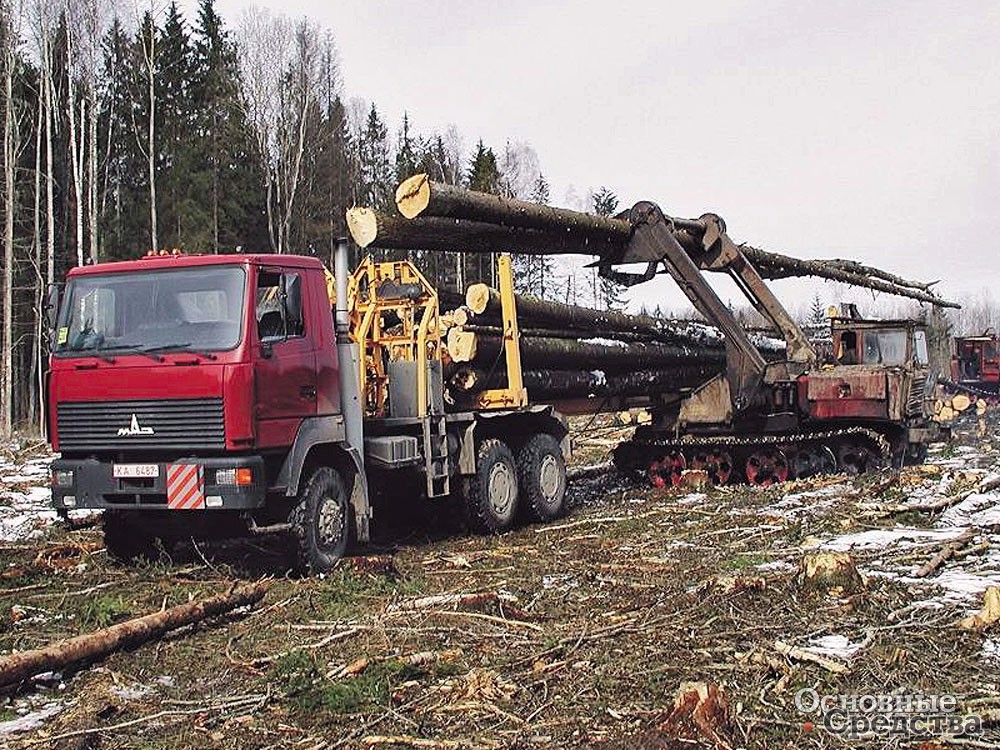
0, 0, 616, 433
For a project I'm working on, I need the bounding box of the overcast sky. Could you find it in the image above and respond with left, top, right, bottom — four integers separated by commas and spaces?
198, 0, 999, 315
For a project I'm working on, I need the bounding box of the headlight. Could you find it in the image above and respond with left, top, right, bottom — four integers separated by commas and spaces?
52, 469, 74, 488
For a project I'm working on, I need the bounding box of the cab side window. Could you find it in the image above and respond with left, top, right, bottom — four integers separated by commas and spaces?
256, 271, 305, 341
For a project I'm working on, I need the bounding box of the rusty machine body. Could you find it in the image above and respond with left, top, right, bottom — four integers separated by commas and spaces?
605, 202, 941, 486
947, 332, 1000, 397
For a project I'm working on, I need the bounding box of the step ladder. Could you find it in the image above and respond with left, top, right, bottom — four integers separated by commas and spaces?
422, 414, 450, 498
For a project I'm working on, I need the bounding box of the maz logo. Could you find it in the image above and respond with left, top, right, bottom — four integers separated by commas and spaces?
117, 414, 155, 437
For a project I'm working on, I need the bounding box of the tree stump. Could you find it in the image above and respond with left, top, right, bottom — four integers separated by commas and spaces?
798, 551, 864, 595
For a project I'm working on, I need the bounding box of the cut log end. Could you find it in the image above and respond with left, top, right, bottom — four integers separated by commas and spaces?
346, 206, 379, 248
395, 173, 431, 219
465, 283, 493, 315
446, 328, 478, 363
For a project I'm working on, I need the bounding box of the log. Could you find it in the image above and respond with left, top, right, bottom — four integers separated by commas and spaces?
913, 529, 976, 578
388, 180, 958, 308
463, 282, 725, 346
740, 246, 959, 308
347, 207, 620, 257
396, 173, 632, 241
450, 366, 720, 399
445, 328, 477, 363
463, 332, 727, 371
0, 583, 267, 688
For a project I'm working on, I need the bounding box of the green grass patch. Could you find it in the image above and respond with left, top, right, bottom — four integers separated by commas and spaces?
271, 650, 433, 715
721, 552, 769, 570
78, 594, 131, 629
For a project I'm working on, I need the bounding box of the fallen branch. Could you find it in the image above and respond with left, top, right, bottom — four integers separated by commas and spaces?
19, 692, 267, 747
251, 627, 362, 667
0, 582, 267, 688
386, 591, 536, 624
773, 639, 850, 674
362, 734, 461, 749
329, 648, 463, 680
913, 529, 977, 578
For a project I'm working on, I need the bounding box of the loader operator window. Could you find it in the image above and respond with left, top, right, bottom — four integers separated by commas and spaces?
256, 271, 304, 341
54, 266, 245, 355
863, 330, 908, 366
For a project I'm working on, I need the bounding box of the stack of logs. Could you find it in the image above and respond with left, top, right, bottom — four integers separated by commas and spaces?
439, 281, 732, 407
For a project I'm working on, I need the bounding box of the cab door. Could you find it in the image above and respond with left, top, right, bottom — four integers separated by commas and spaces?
253, 267, 318, 448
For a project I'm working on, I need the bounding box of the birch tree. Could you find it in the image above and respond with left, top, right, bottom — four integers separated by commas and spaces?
1, 0, 22, 434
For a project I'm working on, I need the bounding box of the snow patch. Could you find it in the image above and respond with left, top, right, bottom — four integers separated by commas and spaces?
821, 527, 968, 552
0, 701, 65, 735
807, 634, 865, 660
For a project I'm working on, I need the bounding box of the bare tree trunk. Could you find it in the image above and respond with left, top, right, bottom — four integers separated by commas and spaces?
146, 25, 157, 252
43, 35, 54, 291
2, 29, 15, 435
29, 73, 43, 431
87, 87, 97, 262
65, 28, 84, 266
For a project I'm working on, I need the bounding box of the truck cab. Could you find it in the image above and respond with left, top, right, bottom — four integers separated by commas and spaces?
47, 248, 569, 572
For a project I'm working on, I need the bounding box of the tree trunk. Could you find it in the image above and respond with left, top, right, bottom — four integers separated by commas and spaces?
387, 181, 956, 308
30, 77, 43, 431
396, 173, 631, 242
87, 86, 98, 263
346, 207, 622, 257
460, 332, 726, 372
464, 282, 726, 347
2, 34, 14, 434
740, 246, 958, 309
44, 37, 54, 292
145, 21, 158, 251
0, 584, 268, 688
451, 366, 719, 400
66, 32, 84, 267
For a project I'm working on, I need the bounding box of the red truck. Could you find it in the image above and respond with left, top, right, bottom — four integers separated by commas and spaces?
47, 241, 569, 572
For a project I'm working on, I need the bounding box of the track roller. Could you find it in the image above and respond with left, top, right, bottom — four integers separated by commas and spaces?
745, 448, 789, 486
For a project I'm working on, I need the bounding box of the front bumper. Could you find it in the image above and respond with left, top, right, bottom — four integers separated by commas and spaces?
50, 456, 267, 511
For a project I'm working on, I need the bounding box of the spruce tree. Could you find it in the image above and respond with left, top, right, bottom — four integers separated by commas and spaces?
592, 186, 625, 310
191, 0, 267, 252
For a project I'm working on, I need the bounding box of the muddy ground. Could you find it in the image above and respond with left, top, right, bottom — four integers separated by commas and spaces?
1, 416, 999, 749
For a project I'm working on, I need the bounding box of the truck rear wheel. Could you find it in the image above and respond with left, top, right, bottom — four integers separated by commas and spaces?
518, 433, 566, 522
289, 466, 350, 574
463, 439, 519, 534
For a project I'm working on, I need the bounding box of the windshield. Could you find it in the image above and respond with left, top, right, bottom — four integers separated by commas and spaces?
55, 266, 246, 355
862, 330, 909, 365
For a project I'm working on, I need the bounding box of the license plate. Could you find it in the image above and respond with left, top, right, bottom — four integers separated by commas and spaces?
113, 464, 159, 479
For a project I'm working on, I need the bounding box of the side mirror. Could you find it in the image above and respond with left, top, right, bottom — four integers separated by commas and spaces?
260, 340, 273, 359
45, 284, 61, 330
284, 275, 302, 334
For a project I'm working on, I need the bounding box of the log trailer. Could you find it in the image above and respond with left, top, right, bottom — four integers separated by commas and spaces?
46, 242, 571, 572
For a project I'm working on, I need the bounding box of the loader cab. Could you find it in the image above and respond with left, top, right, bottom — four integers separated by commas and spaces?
831, 318, 928, 370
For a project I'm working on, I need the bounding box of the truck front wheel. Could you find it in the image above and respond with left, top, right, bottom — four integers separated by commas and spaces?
463, 439, 519, 534
518, 433, 567, 522
289, 466, 350, 574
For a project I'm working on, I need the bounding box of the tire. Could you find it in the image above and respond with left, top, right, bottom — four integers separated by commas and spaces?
463, 439, 519, 534
288, 466, 350, 574
103, 510, 157, 563
518, 433, 567, 522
